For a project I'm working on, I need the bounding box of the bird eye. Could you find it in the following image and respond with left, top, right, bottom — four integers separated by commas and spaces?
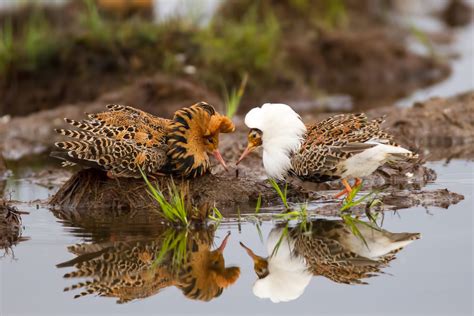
206, 137, 214, 144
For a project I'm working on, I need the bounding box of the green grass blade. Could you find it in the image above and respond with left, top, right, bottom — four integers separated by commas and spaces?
269, 178, 289, 208
271, 225, 289, 257
255, 194, 262, 214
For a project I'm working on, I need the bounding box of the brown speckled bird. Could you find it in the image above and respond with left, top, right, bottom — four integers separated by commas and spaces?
52, 102, 235, 178
240, 219, 420, 303
57, 230, 240, 303
237, 103, 417, 198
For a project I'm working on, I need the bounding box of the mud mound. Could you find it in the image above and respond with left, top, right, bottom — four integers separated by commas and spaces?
370, 91, 474, 160
49, 169, 272, 213
49, 155, 439, 214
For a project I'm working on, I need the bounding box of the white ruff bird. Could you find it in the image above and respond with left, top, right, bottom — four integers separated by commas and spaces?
240, 228, 312, 303
240, 220, 420, 302
237, 103, 417, 198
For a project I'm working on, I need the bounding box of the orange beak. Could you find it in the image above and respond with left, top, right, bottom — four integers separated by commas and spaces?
236, 144, 255, 165
217, 231, 231, 253
213, 150, 228, 171
239, 241, 259, 260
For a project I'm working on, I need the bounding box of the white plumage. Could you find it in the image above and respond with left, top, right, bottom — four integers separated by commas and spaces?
252, 227, 312, 303
244, 103, 306, 180
341, 139, 413, 178
242, 103, 416, 197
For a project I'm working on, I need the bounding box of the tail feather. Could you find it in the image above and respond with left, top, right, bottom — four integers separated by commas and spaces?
390, 232, 421, 242
64, 280, 93, 292
55, 129, 95, 142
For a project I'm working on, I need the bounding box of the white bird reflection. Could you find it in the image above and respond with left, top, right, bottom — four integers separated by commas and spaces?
240, 219, 420, 303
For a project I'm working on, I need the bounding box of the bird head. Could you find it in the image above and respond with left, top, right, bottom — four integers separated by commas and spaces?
179, 231, 240, 301
235, 103, 306, 179
168, 102, 235, 177
236, 128, 263, 165
239, 241, 269, 279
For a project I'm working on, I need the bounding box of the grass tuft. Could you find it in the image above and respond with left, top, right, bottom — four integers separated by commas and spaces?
223, 73, 248, 118
196, 6, 280, 87
338, 181, 383, 247
141, 170, 189, 227
80, 0, 112, 42
208, 206, 223, 222
153, 229, 188, 269
268, 178, 289, 209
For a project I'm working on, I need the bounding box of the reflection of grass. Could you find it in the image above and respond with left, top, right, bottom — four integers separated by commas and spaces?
339, 181, 383, 247
141, 170, 189, 227
268, 179, 289, 209
223, 73, 248, 118
255, 194, 262, 214
270, 224, 289, 258
153, 229, 188, 268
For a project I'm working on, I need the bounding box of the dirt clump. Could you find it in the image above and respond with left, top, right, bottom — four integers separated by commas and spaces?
442, 0, 473, 27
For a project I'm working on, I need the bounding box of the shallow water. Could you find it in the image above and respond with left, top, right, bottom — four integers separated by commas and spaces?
1, 160, 472, 315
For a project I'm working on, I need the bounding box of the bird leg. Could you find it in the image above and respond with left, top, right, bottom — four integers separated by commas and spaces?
354, 178, 362, 188
333, 178, 353, 198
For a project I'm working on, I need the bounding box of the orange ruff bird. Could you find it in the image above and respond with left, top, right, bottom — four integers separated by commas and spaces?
52, 102, 235, 178
237, 103, 416, 198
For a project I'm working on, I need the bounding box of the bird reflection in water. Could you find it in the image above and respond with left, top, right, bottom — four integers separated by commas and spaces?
240, 219, 420, 303
57, 228, 240, 303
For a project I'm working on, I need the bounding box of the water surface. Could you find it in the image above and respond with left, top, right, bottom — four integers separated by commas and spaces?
1, 160, 472, 315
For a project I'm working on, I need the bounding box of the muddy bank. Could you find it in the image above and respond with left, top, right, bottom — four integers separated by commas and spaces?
0, 0, 450, 117
49, 169, 463, 227
48, 159, 459, 216
369, 91, 474, 161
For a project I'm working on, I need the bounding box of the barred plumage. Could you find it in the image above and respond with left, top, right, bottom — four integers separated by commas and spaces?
57, 231, 239, 303
240, 219, 420, 302
291, 219, 420, 285
238, 103, 417, 198
291, 113, 406, 182
52, 102, 235, 178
